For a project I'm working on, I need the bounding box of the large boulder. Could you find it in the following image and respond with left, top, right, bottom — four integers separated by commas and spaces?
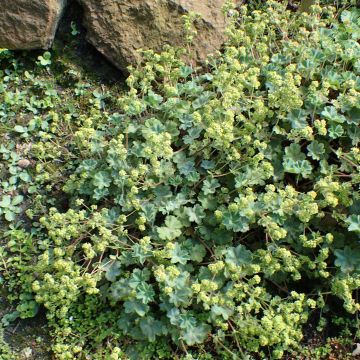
80, 0, 234, 72
0, 0, 67, 50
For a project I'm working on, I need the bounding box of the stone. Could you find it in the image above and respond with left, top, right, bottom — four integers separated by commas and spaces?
0, 0, 67, 50
80, 0, 234, 73
18, 159, 31, 168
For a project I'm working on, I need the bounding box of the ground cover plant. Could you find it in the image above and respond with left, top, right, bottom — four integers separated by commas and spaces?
0, 1, 360, 359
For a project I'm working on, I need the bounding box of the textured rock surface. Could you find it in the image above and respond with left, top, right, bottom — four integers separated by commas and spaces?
0, 0, 67, 50
80, 0, 233, 72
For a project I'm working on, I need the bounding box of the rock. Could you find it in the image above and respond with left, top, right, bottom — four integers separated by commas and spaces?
353, 343, 360, 357
80, 0, 234, 73
18, 159, 31, 168
0, 0, 67, 50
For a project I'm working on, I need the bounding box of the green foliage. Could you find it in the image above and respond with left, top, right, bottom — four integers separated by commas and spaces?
0, 327, 14, 360
0, 195, 23, 221
37, 51, 52, 67
0, 1, 360, 359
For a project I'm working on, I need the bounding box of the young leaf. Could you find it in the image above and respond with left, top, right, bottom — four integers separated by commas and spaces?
93, 171, 112, 189
139, 317, 163, 342
346, 215, 360, 233
202, 178, 220, 195
307, 140, 325, 160
136, 283, 155, 304
334, 246, 360, 273
0, 195, 11, 208
225, 245, 252, 267
11, 195, 24, 206
170, 243, 190, 265
124, 300, 149, 317
157, 216, 183, 241
184, 204, 205, 224
104, 261, 122, 282
182, 324, 210, 345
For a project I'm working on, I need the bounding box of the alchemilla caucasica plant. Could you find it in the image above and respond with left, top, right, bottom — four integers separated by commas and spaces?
0, 1, 360, 359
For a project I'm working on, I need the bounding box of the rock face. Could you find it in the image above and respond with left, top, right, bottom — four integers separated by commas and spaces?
0, 0, 67, 50
80, 0, 232, 72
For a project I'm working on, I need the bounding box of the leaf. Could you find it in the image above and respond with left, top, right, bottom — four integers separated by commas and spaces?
321, 106, 346, 123
19, 172, 32, 182
222, 211, 250, 232
129, 269, 150, 289
11, 195, 24, 206
287, 109, 308, 129
283, 159, 312, 178
284, 143, 306, 162
13, 125, 27, 133
4, 210, 16, 222
162, 192, 190, 214
186, 171, 200, 183
170, 243, 190, 265
188, 243, 206, 263
143, 118, 165, 135
179, 66, 193, 78
184, 205, 205, 224
346, 215, 360, 233
157, 216, 183, 241
349, 125, 360, 145
183, 127, 202, 144
136, 283, 155, 304
192, 92, 212, 109
341, 9, 358, 25
202, 178, 220, 195
38, 52, 52, 66
200, 160, 215, 170
93, 171, 111, 189
295, 160, 313, 177
178, 160, 196, 176
109, 279, 131, 301
173, 153, 195, 176
2, 311, 20, 327
328, 124, 344, 139
211, 305, 234, 320
144, 91, 163, 108
346, 107, 360, 125
179, 113, 193, 130
178, 313, 197, 330
92, 90, 107, 100
167, 288, 191, 307
334, 246, 360, 273
104, 261, 122, 282
225, 245, 252, 267
307, 141, 325, 160
139, 317, 163, 342
234, 165, 272, 188
132, 244, 152, 265
70, 21, 79, 36
199, 194, 217, 211
141, 203, 157, 224
0, 195, 11, 208
182, 324, 210, 345
124, 300, 149, 317
168, 175, 183, 187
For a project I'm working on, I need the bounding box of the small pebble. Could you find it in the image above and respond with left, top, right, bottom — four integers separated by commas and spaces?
18, 159, 31, 168
352, 343, 360, 356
